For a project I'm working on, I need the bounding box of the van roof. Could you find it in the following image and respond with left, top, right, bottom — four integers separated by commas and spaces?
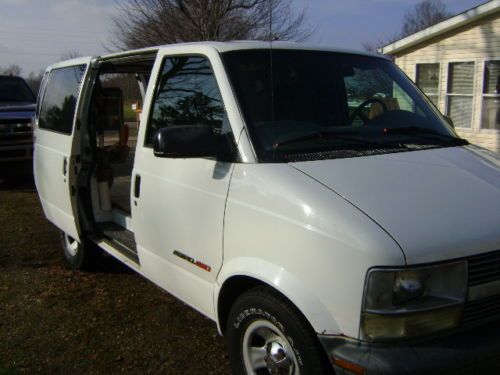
48, 41, 388, 70
106, 41, 383, 58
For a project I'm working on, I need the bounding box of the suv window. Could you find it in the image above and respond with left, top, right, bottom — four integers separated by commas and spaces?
145, 55, 228, 147
39, 65, 86, 135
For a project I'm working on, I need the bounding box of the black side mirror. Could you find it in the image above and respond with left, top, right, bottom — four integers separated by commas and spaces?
153, 125, 222, 159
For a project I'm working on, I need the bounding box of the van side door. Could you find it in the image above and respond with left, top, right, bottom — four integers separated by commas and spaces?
34, 59, 91, 241
131, 50, 237, 317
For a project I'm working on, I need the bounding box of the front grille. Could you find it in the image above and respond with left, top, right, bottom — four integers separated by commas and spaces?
462, 293, 500, 326
0, 120, 33, 159
0, 133, 32, 143
0, 125, 31, 133
462, 250, 500, 327
468, 250, 500, 287
0, 149, 28, 158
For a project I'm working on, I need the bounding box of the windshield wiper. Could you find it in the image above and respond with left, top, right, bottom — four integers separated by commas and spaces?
273, 130, 390, 150
383, 126, 469, 145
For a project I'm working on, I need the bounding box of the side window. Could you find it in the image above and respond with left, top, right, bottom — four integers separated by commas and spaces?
145, 55, 228, 147
446, 62, 474, 128
35, 72, 49, 119
416, 63, 440, 107
481, 60, 499, 130
39, 65, 86, 134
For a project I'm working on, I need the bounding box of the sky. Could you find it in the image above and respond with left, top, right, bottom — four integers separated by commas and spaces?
0, 0, 490, 77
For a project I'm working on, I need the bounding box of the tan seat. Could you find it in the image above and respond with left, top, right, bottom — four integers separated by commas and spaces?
369, 97, 400, 119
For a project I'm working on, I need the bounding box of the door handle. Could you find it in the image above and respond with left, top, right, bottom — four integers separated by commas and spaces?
134, 174, 141, 198
63, 157, 68, 176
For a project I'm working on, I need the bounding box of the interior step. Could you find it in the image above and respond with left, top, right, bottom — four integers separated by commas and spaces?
98, 222, 139, 263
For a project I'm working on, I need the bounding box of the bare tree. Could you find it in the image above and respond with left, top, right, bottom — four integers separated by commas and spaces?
26, 70, 45, 97
111, 0, 311, 50
401, 0, 451, 37
60, 51, 82, 60
1, 64, 22, 76
363, 0, 452, 53
361, 34, 399, 54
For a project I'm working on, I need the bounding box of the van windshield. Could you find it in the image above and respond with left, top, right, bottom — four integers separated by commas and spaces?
0, 76, 35, 103
222, 50, 466, 162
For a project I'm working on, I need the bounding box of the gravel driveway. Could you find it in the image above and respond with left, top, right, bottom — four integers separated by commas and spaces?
0, 177, 231, 374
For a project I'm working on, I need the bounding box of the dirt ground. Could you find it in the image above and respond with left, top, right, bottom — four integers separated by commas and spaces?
0, 176, 231, 375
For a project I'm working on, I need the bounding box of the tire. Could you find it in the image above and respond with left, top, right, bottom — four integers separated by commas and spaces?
226, 286, 333, 375
60, 231, 101, 270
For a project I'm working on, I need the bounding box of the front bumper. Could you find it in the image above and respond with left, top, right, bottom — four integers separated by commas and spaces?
319, 320, 500, 375
0, 143, 33, 162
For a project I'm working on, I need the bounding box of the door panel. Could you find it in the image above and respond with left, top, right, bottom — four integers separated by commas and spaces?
35, 132, 79, 239
34, 60, 90, 240
132, 52, 236, 312
133, 154, 232, 282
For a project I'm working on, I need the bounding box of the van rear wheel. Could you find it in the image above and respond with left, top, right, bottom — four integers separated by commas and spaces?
226, 286, 333, 375
60, 231, 101, 270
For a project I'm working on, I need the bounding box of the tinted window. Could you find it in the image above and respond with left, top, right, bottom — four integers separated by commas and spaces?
0, 76, 35, 102
146, 56, 227, 147
223, 50, 458, 162
39, 65, 86, 134
35, 73, 49, 118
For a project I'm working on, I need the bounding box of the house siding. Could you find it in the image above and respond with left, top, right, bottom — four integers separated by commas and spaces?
393, 12, 500, 153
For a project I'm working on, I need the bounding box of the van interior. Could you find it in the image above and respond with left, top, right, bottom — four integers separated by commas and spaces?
78, 52, 157, 263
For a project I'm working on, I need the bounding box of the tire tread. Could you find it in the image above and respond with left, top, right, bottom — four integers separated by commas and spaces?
226, 285, 333, 375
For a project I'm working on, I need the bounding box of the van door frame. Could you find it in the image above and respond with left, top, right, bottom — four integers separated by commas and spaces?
34, 57, 93, 241
75, 50, 159, 236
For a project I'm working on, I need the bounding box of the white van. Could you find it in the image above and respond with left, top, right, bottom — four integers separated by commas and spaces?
34, 42, 500, 375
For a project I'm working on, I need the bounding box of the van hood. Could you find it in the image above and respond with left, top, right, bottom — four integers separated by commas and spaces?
291, 145, 500, 264
0, 102, 36, 121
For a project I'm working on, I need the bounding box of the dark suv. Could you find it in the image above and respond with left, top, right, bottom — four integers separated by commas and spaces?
0, 75, 36, 177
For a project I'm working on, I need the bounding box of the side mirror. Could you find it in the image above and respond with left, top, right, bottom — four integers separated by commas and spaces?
444, 115, 455, 128
153, 125, 220, 158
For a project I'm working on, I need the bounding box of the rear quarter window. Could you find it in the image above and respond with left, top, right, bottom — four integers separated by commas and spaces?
39, 65, 86, 134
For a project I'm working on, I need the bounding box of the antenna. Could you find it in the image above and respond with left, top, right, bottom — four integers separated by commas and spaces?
269, 0, 274, 122
269, 0, 272, 42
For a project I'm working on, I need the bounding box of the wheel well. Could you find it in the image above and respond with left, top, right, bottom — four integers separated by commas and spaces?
218, 276, 334, 373
217, 276, 267, 335
217, 275, 319, 337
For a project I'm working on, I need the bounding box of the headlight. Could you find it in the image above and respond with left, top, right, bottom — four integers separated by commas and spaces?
361, 261, 467, 341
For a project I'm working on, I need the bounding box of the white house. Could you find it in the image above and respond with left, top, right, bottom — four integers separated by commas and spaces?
382, 0, 500, 153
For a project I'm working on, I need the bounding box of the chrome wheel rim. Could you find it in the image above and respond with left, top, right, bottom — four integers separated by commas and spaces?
242, 320, 298, 375
63, 234, 79, 257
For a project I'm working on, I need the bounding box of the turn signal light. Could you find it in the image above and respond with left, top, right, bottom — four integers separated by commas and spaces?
332, 357, 365, 375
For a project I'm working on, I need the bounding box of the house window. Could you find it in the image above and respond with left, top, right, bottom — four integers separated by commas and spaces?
416, 63, 439, 107
446, 62, 474, 128
481, 61, 500, 130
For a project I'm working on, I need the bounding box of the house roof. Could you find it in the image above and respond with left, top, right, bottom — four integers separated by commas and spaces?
381, 0, 500, 55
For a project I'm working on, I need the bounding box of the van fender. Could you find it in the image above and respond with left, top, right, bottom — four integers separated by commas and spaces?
215, 256, 341, 335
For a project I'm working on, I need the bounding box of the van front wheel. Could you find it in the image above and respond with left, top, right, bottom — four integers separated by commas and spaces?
60, 231, 100, 270
226, 286, 332, 375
